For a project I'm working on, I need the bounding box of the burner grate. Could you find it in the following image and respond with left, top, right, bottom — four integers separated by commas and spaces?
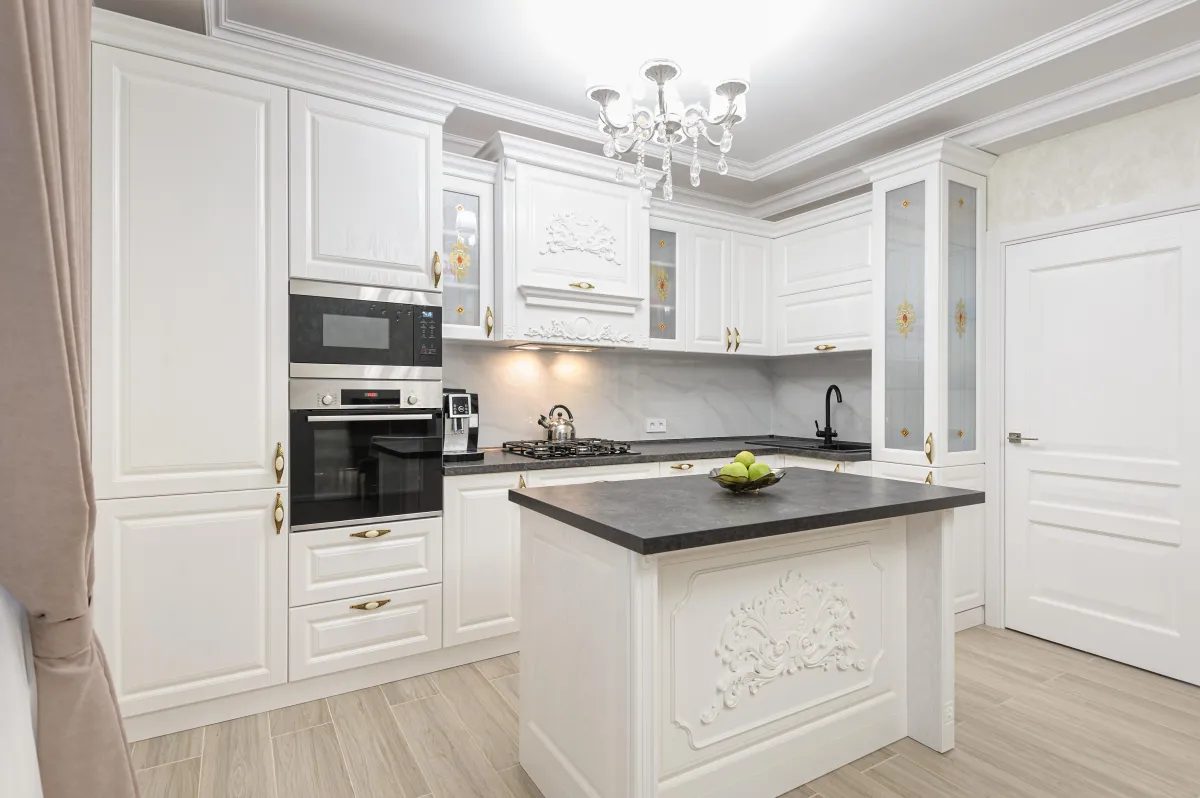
502, 438, 637, 460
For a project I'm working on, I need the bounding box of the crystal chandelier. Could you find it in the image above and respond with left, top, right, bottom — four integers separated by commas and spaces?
587, 59, 748, 201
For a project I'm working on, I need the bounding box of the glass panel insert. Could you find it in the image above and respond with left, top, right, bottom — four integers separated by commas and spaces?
884, 182, 925, 451
443, 190, 481, 327
947, 181, 977, 453
650, 230, 677, 341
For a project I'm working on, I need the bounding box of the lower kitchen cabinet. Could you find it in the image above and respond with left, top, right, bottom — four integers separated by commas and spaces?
783, 454, 849, 472
288, 584, 442, 681
659, 457, 731, 477
93, 488, 289, 716
524, 461, 660, 486
443, 471, 524, 647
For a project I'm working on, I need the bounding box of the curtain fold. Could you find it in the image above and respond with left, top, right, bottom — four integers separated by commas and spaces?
0, 1, 140, 797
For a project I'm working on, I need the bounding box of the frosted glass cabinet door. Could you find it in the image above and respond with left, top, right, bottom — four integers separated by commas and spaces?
442, 173, 494, 341
649, 229, 681, 349
883, 182, 926, 452
947, 181, 978, 453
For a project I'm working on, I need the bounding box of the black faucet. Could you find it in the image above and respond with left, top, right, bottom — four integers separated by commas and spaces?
814, 384, 842, 447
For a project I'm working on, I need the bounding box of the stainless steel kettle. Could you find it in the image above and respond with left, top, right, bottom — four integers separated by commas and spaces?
537, 404, 576, 442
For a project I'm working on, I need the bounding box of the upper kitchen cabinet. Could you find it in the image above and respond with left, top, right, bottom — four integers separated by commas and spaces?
289, 91, 443, 289
442, 154, 497, 341
91, 45, 289, 499
647, 218, 688, 352
477, 133, 653, 349
866, 140, 993, 467
685, 226, 732, 353
731, 233, 772, 355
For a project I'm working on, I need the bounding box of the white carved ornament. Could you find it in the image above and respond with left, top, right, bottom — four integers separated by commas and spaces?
539, 212, 622, 264
524, 317, 634, 344
701, 570, 866, 724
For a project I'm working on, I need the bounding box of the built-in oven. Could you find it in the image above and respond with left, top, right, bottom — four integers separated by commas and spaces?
290, 279, 442, 380
289, 378, 443, 530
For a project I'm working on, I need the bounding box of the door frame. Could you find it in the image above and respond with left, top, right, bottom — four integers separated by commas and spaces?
983, 186, 1200, 629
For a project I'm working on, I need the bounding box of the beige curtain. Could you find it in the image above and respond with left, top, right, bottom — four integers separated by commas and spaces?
0, 2, 139, 797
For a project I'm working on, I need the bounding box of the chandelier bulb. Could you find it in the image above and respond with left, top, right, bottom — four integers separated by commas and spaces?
720, 128, 733, 154
603, 139, 615, 158
690, 154, 701, 187
717, 155, 728, 176
615, 164, 626, 182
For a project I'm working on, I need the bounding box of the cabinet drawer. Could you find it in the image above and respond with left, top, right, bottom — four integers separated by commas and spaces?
289, 518, 441, 607
288, 584, 442, 681
777, 281, 871, 355
783, 455, 846, 472
659, 457, 730, 477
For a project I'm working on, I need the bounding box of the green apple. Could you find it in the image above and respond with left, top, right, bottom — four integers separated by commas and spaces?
747, 462, 772, 481
734, 451, 756, 468
719, 462, 749, 479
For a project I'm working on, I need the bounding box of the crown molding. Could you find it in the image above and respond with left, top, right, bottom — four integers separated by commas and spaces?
443, 133, 486, 153
478, 132, 664, 190
863, 139, 997, 181
443, 152, 498, 184
648, 199, 775, 238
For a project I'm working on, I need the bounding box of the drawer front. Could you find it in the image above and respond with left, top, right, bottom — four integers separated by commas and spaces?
777, 281, 871, 356
784, 455, 846, 472
288, 584, 442, 681
659, 457, 730, 477
289, 518, 442, 607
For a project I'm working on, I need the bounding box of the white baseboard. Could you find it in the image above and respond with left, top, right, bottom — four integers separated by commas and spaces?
955, 606, 985, 632
123, 633, 519, 742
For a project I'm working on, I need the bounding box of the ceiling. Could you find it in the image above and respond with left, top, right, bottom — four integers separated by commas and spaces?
94, 0, 1200, 216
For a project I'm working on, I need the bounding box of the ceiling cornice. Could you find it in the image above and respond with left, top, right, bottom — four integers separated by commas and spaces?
478, 132, 665, 190
443, 152, 498, 184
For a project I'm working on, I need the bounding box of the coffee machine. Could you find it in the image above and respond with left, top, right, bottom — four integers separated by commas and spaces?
443, 389, 482, 462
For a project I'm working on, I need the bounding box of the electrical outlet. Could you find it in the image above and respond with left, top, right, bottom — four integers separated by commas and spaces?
644, 418, 667, 434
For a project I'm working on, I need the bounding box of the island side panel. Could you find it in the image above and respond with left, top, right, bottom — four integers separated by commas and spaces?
656, 519, 909, 798
905, 509, 956, 752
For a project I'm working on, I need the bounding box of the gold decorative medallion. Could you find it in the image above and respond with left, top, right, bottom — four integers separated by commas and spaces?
901, 427, 910, 438
896, 299, 916, 338
659, 322, 666, 331
456, 305, 464, 315
901, 200, 909, 208
654, 267, 670, 303
659, 239, 666, 247
955, 299, 967, 337
448, 238, 471, 280
958, 197, 965, 208
957, 430, 964, 438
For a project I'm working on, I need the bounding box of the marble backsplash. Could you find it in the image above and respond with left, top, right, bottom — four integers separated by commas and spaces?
444, 343, 871, 447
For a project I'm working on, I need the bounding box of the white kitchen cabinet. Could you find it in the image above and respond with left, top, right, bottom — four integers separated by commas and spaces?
867, 141, 992, 467
647, 218, 688, 352
443, 471, 524, 647
288, 584, 442, 681
659, 457, 730, 477
685, 226, 732, 353
844, 460, 873, 476
479, 133, 650, 349
524, 461, 660, 487
869, 462, 986, 614
783, 455, 848, 472
91, 45, 289, 500
94, 488, 289, 716
731, 233, 772, 355
289, 91, 442, 289
443, 155, 497, 341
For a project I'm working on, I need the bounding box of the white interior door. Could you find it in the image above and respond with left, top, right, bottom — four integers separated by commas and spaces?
1004, 211, 1200, 685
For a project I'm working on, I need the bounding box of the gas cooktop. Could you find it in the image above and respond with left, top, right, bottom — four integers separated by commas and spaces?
502, 439, 638, 460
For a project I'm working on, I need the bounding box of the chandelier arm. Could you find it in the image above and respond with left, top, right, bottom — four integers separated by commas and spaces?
610, 135, 639, 155
596, 107, 634, 138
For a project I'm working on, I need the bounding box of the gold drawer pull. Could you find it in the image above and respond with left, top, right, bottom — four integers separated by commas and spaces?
350, 529, 391, 539
834, 463, 841, 472
432, 252, 442, 288
518, 475, 527, 489
815, 344, 837, 352
568, 281, 595, 290
734, 327, 741, 352
725, 327, 732, 352
350, 599, 391, 611
273, 493, 284, 535
925, 471, 933, 485
670, 463, 694, 471
274, 442, 285, 484
925, 433, 934, 465
485, 306, 494, 338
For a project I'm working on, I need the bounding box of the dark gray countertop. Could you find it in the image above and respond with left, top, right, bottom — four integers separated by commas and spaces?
508, 469, 984, 555
443, 435, 870, 476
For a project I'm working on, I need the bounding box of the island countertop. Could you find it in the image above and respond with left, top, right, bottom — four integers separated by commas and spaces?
508, 468, 984, 554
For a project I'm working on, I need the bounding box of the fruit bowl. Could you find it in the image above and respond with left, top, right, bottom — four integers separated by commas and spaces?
708, 467, 787, 493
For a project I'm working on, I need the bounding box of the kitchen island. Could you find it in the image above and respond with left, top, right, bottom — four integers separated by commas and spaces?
509, 469, 984, 798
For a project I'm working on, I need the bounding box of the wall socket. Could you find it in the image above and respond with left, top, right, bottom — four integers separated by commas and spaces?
644, 418, 667, 434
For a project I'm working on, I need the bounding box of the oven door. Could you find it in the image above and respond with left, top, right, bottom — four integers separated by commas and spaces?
290, 281, 441, 379
290, 407, 443, 530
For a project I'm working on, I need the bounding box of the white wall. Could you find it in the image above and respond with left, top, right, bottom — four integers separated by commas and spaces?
444, 343, 872, 447
989, 92, 1200, 230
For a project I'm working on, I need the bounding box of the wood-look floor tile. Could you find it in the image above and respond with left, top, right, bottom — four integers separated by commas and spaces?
381, 673, 440, 705
393, 695, 510, 798
473, 653, 520, 681
969, 625, 1096, 670
198, 714, 275, 798
433, 664, 519, 770
130, 727, 205, 770
272, 723, 355, 798
1050, 672, 1200, 739
327, 686, 430, 798
865, 753, 977, 798
888, 736, 1060, 798
269, 698, 330, 736
1066, 658, 1200, 719
848, 747, 895, 772
955, 675, 1012, 725
955, 648, 1050, 698
137, 758, 201, 798
776, 786, 816, 797
493, 673, 519, 711
497, 765, 545, 798
808, 764, 904, 797
956, 629, 1066, 682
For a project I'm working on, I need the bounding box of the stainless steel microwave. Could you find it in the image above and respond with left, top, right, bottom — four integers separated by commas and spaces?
289, 279, 442, 380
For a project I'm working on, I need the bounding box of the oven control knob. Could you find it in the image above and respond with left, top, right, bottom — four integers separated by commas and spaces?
320, 394, 334, 406
406, 394, 419, 406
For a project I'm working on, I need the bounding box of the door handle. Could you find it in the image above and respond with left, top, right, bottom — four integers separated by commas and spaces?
518, 475, 527, 489
670, 463, 694, 471
924, 433, 934, 465
734, 327, 741, 352
350, 528, 391, 539
350, 599, 391, 611
725, 327, 732, 352
834, 463, 841, 473
815, 344, 836, 352
568, 281, 595, 290
432, 252, 442, 288
1007, 432, 1040, 443
925, 471, 933, 485
273, 493, 285, 535
485, 306, 494, 338
274, 442, 285, 484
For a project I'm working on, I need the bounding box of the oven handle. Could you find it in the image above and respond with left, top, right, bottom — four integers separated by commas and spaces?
307, 414, 435, 423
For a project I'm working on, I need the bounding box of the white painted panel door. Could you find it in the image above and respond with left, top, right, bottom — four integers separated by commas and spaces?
1005, 212, 1200, 685
443, 472, 523, 647
290, 91, 441, 289
685, 227, 731, 353
777, 282, 872, 356
91, 46, 288, 499
774, 214, 872, 296
93, 489, 288, 716
731, 233, 772, 355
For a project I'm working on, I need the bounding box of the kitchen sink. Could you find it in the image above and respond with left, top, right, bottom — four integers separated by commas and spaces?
742, 436, 871, 453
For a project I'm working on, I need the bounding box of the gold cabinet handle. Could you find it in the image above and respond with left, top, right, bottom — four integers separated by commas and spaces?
568, 281, 595, 290
925, 471, 933, 485
432, 252, 442, 288
273, 493, 284, 535
734, 327, 741, 352
518, 475, 526, 489
925, 433, 934, 465
274, 442, 285, 484
350, 599, 391, 611
834, 463, 841, 473
350, 528, 391, 539
670, 463, 694, 471
485, 306, 494, 338
725, 327, 732, 352
815, 344, 837, 352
